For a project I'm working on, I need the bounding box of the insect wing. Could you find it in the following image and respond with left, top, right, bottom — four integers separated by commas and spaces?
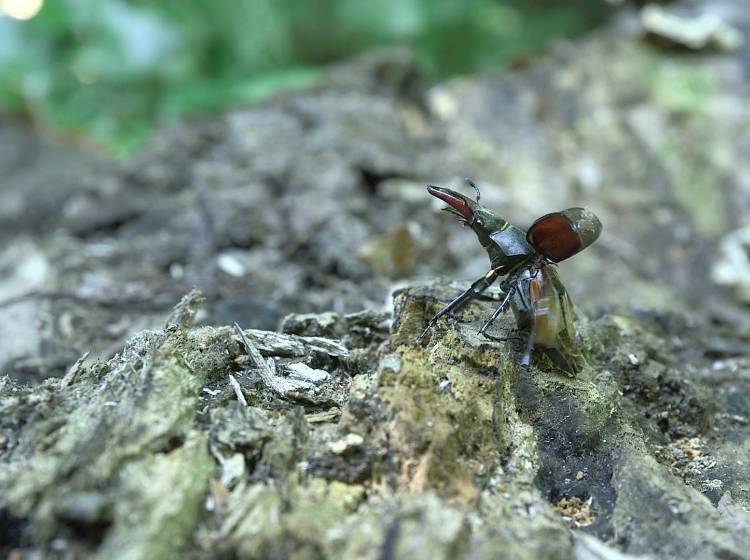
528, 266, 582, 373
528, 268, 563, 348
527, 208, 602, 262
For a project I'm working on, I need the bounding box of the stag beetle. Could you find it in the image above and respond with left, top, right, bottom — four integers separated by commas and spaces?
419, 179, 602, 373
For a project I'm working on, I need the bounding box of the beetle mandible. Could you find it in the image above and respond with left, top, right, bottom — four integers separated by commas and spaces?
419, 179, 602, 374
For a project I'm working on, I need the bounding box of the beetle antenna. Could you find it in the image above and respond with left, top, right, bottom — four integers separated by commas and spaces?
465, 178, 481, 204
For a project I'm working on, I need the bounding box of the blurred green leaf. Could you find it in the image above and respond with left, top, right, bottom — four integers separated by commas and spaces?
0, 0, 614, 156
161, 68, 323, 118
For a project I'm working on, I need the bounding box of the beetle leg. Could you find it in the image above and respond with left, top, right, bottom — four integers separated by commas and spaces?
481, 331, 525, 342
474, 291, 506, 302
515, 270, 537, 310
418, 268, 501, 341
520, 321, 537, 370
478, 283, 516, 336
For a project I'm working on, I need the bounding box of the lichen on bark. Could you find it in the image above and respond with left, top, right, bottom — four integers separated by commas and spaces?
2, 281, 749, 559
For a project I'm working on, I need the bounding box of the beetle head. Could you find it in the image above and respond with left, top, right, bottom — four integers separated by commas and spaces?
427, 180, 508, 247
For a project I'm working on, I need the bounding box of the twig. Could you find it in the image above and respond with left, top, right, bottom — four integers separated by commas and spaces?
232, 322, 282, 398
60, 352, 90, 389
0, 290, 180, 310
228, 374, 247, 406
305, 409, 341, 424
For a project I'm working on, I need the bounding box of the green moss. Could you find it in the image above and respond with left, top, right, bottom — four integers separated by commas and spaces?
377, 332, 510, 499
4, 282, 747, 557
0, 327, 209, 537
220, 478, 365, 558
182, 326, 241, 381
95, 432, 213, 560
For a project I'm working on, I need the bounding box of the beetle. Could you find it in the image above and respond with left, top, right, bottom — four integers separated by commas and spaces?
419, 179, 602, 373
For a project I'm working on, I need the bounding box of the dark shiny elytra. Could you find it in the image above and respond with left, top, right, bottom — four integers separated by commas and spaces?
489, 228, 533, 258
527, 207, 602, 262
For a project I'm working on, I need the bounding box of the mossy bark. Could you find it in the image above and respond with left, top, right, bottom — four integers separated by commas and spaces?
2, 284, 749, 559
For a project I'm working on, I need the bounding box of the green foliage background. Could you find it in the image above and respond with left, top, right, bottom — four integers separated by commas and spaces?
0, 0, 613, 155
